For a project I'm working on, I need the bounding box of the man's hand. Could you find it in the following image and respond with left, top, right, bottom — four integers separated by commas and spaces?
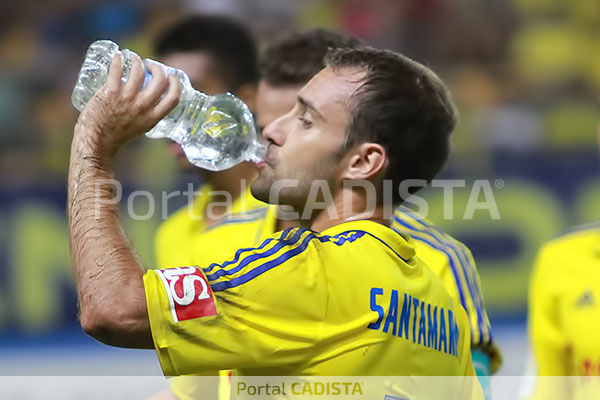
74, 54, 180, 156
68, 54, 180, 349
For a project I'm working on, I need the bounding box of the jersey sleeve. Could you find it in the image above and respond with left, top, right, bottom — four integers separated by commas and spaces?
144, 228, 328, 376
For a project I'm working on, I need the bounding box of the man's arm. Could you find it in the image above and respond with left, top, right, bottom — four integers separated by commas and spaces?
68, 54, 180, 348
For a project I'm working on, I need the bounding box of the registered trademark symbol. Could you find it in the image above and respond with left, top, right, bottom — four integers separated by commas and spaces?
495, 179, 504, 189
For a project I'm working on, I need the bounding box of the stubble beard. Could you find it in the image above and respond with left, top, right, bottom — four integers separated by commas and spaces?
251, 157, 339, 215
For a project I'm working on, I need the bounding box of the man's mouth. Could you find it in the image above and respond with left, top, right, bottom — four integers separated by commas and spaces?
256, 147, 276, 169
255, 160, 266, 169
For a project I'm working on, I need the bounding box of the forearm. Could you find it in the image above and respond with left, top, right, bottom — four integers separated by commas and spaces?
68, 123, 152, 348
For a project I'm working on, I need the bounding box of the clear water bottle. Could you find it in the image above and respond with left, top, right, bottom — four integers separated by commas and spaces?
72, 40, 265, 171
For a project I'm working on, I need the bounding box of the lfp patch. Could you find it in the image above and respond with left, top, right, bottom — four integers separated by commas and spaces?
155, 266, 217, 322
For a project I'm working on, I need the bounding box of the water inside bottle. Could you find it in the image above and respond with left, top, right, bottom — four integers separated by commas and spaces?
72, 40, 266, 171
181, 93, 265, 171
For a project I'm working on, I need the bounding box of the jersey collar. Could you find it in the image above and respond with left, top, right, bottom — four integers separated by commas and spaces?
322, 219, 416, 261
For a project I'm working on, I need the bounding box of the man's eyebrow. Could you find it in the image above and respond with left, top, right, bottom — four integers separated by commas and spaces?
297, 95, 325, 121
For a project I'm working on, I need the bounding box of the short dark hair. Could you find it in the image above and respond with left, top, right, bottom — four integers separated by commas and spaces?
154, 15, 259, 89
260, 28, 362, 86
325, 47, 457, 204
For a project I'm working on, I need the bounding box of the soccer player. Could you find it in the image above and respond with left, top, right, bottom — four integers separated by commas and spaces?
528, 130, 600, 400
68, 45, 483, 398
155, 29, 360, 400
152, 15, 269, 271
148, 16, 265, 400
258, 30, 502, 386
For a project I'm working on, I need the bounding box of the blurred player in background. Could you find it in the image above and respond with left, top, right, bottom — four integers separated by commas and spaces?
152, 15, 269, 271
149, 16, 264, 400
69, 40, 483, 399
527, 126, 600, 399
257, 28, 501, 394
254, 29, 361, 134
393, 210, 500, 395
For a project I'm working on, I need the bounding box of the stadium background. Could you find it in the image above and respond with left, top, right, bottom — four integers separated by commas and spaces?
0, 0, 598, 390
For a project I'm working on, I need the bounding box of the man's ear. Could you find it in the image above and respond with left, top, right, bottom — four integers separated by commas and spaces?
235, 83, 258, 112
343, 142, 389, 180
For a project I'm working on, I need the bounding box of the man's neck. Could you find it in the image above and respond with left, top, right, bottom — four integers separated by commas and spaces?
309, 189, 389, 232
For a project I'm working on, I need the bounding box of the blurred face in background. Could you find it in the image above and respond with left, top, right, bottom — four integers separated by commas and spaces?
255, 81, 304, 132
160, 51, 230, 169
251, 66, 365, 209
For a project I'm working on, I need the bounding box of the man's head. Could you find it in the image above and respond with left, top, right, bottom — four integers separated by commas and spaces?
255, 29, 362, 132
154, 16, 259, 170
251, 46, 457, 214
154, 15, 259, 96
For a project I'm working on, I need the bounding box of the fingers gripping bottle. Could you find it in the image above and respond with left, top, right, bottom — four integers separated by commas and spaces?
72, 40, 265, 171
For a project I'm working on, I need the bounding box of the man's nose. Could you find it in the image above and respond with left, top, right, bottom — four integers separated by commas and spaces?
261, 114, 287, 146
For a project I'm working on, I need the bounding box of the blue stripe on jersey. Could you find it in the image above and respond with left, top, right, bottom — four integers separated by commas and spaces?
210, 229, 408, 292
393, 217, 468, 312
323, 230, 408, 262
395, 210, 486, 329
397, 207, 484, 311
211, 231, 318, 292
393, 215, 486, 345
394, 211, 489, 345
397, 207, 490, 343
202, 228, 294, 275
205, 228, 305, 281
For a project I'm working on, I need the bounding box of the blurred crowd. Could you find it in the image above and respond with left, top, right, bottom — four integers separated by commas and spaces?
1, 0, 598, 188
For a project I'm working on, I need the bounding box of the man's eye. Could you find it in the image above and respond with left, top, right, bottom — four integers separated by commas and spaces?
298, 116, 313, 129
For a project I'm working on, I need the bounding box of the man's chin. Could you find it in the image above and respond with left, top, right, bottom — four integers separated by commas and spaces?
250, 180, 271, 204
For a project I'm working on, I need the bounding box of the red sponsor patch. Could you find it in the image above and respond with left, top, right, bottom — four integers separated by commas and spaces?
156, 267, 218, 322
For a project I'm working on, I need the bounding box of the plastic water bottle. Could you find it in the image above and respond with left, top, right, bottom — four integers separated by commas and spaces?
72, 40, 265, 171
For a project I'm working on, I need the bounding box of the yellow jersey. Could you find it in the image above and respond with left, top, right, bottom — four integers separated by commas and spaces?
145, 220, 480, 398
529, 224, 600, 400
154, 184, 277, 400
155, 184, 277, 268
392, 206, 501, 373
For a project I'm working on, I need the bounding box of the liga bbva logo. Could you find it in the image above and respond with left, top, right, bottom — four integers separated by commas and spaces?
156, 266, 218, 322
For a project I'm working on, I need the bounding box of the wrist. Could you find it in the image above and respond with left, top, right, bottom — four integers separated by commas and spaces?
72, 121, 118, 162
